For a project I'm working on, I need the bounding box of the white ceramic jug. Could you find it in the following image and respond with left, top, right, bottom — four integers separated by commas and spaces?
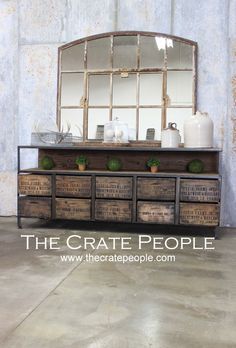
161, 122, 181, 148
184, 111, 213, 148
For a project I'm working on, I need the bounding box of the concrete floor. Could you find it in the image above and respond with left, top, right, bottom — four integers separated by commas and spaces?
0, 217, 236, 348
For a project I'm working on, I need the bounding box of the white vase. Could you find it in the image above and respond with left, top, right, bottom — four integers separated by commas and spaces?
184, 111, 213, 148
161, 122, 181, 148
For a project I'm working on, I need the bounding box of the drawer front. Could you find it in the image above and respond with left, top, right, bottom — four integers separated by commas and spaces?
180, 179, 220, 202
96, 177, 132, 199
19, 175, 51, 196
56, 198, 91, 220
56, 176, 91, 197
19, 197, 51, 218
180, 203, 219, 226
137, 178, 176, 200
95, 200, 132, 222
137, 201, 175, 224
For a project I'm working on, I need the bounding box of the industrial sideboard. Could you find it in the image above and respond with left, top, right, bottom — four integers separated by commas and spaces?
17, 145, 222, 235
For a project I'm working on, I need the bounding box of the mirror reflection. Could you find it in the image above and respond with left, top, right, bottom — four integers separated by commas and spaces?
59, 33, 196, 142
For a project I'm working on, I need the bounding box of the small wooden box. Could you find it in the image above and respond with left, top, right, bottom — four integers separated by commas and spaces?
96, 177, 133, 199
19, 197, 51, 218
137, 201, 175, 224
180, 179, 220, 202
137, 178, 176, 200
95, 200, 132, 222
56, 198, 91, 220
180, 203, 219, 226
19, 175, 51, 196
56, 176, 91, 197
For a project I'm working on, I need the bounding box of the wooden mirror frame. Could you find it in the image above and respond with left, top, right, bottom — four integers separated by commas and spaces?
57, 31, 197, 145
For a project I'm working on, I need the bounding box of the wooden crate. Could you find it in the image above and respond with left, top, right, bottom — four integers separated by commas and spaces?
56, 198, 91, 220
96, 177, 132, 199
19, 174, 51, 196
19, 197, 51, 218
137, 201, 175, 224
137, 178, 176, 200
56, 176, 91, 197
180, 179, 219, 202
95, 200, 132, 222
180, 203, 219, 226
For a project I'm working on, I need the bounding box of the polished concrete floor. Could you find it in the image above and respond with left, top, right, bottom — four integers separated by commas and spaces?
0, 217, 236, 348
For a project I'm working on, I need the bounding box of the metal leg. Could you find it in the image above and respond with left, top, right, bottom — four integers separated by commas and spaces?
17, 216, 22, 229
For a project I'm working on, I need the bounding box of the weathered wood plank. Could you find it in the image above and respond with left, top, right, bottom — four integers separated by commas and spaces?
180, 203, 219, 226
19, 174, 51, 196
180, 179, 219, 202
96, 177, 132, 199
56, 198, 91, 220
56, 176, 91, 197
137, 178, 175, 200
137, 201, 175, 224
95, 200, 132, 222
19, 197, 51, 219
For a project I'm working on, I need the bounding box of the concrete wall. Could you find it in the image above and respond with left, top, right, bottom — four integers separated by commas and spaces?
0, 0, 235, 226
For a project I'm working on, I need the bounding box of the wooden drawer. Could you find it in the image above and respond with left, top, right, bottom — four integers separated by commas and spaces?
56, 176, 91, 197
56, 198, 91, 220
137, 201, 175, 224
95, 200, 132, 222
137, 178, 176, 200
180, 203, 219, 226
19, 175, 51, 196
19, 197, 51, 218
180, 179, 220, 202
96, 177, 132, 199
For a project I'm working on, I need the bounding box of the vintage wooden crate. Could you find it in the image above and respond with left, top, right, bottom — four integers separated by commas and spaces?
137, 178, 176, 200
180, 203, 219, 226
96, 177, 133, 199
56, 176, 91, 197
18, 174, 51, 196
137, 201, 175, 224
19, 197, 51, 219
56, 198, 91, 220
95, 200, 132, 222
180, 179, 219, 202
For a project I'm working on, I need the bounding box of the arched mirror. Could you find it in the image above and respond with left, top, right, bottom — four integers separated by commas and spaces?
57, 31, 197, 144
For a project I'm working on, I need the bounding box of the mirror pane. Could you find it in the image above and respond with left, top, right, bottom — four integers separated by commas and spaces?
140, 36, 164, 68
113, 36, 137, 69
167, 71, 192, 106
166, 108, 193, 141
61, 73, 84, 107
88, 108, 109, 140
61, 44, 84, 71
87, 38, 110, 69
88, 74, 110, 106
113, 74, 136, 106
60, 109, 83, 137
139, 73, 162, 105
112, 109, 136, 136
138, 109, 162, 140
167, 41, 193, 69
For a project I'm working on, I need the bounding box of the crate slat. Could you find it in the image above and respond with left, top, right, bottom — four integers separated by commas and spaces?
137, 201, 175, 224
137, 178, 176, 200
19, 174, 51, 196
19, 197, 51, 218
96, 177, 133, 199
56, 176, 91, 197
56, 198, 91, 220
180, 179, 219, 202
180, 203, 219, 226
95, 200, 132, 222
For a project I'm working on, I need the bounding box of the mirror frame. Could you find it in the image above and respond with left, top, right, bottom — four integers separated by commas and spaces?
57, 31, 197, 144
